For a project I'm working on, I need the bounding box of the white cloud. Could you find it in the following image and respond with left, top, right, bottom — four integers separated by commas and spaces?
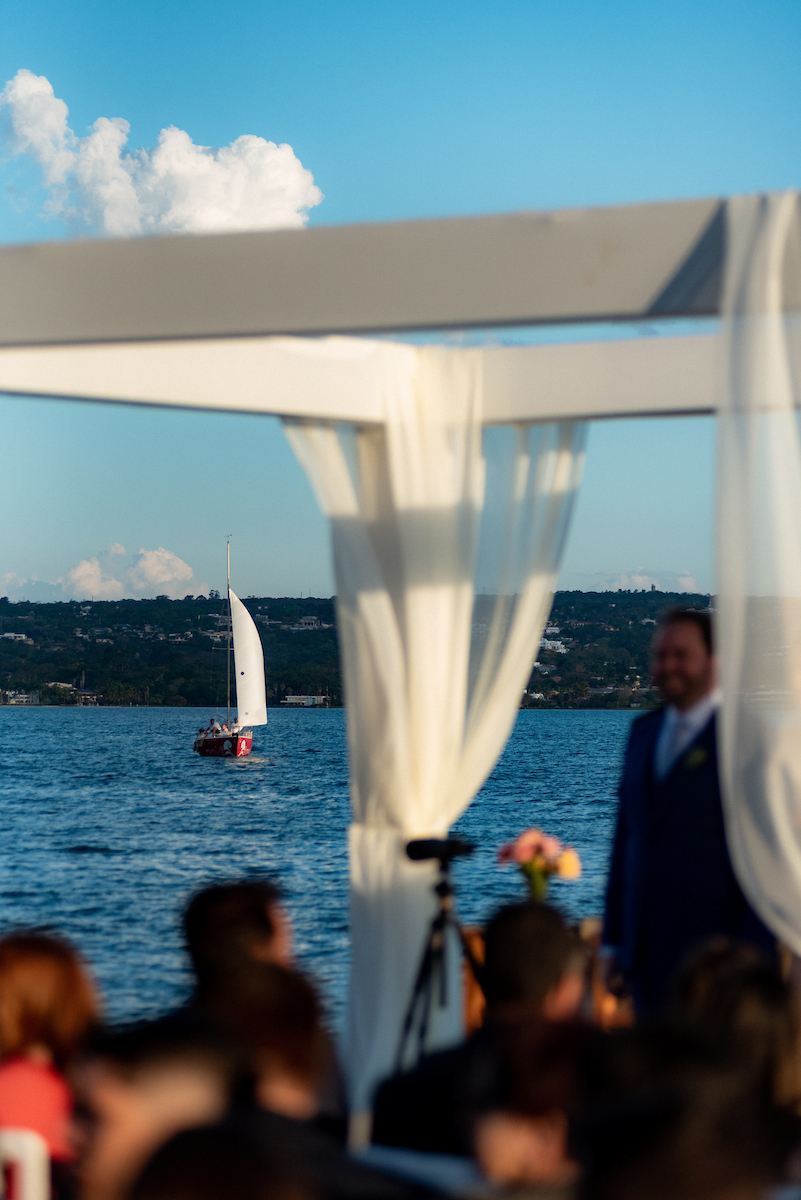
46, 542, 208, 600
126, 546, 194, 598
0, 69, 323, 236
61, 556, 125, 600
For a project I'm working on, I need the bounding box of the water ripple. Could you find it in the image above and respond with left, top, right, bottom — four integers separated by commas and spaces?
0, 707, 636, 1029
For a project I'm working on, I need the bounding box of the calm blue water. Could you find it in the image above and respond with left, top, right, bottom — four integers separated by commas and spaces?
0, 708, 637, 1029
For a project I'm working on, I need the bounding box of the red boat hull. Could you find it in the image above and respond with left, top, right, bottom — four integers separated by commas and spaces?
194, 732, 252, 757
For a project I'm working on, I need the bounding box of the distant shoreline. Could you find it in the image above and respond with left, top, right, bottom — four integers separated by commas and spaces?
0, 588, 707, 711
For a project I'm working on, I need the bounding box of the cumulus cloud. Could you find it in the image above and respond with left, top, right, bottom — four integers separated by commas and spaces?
43, 543, 209, 600
0, 69, 323, 235
126, 546, 194, 597
62, 556, 125, 600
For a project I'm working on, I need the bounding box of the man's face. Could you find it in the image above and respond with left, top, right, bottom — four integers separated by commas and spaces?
650, 620, 715, 710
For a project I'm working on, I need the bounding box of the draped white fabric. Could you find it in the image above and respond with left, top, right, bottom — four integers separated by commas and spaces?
284, 341, 586, 1109
717, 192, 801, 952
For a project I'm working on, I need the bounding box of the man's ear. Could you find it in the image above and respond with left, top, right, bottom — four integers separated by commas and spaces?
541, 970, 584, 1020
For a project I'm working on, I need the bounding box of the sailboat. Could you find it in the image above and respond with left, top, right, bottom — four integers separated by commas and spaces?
193, 544, 267, 757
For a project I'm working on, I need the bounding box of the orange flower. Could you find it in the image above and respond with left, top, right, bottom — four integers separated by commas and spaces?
556, 847, 582, 879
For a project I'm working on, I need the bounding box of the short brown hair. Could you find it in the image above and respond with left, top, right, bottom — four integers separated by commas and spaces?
204, 963, 326, 1088
483, 903, 583, 1008
0, 931, 99, 1067
660, 608, 713, 655
183, 880, 281, 992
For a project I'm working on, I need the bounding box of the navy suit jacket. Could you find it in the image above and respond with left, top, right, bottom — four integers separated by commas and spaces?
603, 708, 774, 1010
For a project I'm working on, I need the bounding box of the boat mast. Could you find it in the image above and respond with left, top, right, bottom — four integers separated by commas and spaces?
226, 539, 231, 730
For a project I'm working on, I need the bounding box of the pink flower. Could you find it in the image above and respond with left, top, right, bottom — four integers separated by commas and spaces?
498, 828, 564, 865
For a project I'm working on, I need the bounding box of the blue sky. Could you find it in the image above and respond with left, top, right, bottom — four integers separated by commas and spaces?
1, 0, 800, 598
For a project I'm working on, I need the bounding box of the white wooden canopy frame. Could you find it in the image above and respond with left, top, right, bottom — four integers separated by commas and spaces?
4, 193, 800, 1122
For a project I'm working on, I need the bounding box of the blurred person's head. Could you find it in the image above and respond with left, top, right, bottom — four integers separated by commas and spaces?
203, 962, 327, 1121
573, 1025, 800, 1200
0, 930, 99, 1069
651, 609, 715, 711
75, 1015, 252, 1200
472, 1020, 591, 1187
129, 1126, 308, 1200
482, 903, 586, 1020
183, 880, 292, 997
673, 938, 801, 1111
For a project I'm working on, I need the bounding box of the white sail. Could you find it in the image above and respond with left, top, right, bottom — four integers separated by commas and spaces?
229, 587, 268, 727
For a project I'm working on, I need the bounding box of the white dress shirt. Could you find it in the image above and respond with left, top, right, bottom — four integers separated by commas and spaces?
653, 687, 721, 782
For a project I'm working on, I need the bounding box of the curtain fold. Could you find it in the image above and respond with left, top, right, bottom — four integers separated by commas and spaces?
717, 192, 801, 953
284, 341, 586, 1109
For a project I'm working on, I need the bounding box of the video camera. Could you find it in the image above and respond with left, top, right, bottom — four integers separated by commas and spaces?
406, 836, 475, 866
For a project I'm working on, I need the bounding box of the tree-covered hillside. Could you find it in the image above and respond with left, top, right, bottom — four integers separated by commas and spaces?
0, 589, 709, 708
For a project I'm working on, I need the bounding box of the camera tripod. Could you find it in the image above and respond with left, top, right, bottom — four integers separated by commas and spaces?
395, 838, 484, 1072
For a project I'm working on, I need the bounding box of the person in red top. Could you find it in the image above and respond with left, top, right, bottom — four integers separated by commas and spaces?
0, 932, 99, 1165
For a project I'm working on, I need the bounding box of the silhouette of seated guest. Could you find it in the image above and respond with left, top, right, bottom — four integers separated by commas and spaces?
572, 1024, 801, 1200
0, 931, 99, 1175
371, 902, 587, 1156
201, 963, 440, 1200
470, 1019, 592, 1195
74, 1015, 252, 1200
182, 880, 345, 1137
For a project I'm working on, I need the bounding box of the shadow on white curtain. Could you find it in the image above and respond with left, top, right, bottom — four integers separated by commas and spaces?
284, 341, 586, 1111
718, 191, 801, 952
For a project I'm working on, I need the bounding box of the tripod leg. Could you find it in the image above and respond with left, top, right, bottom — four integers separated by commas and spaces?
395, 938, 436, 1072
417, 941, 443, 1058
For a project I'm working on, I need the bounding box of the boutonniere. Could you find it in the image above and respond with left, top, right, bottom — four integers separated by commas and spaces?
684, 746, 708, 771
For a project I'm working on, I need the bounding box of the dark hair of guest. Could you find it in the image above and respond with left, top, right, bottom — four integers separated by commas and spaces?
482, 902, 583, 1008
183, 879, 282, 991
202, 962, 326, 1089
573, 1025, 800, 1200
673, 937, 801, 1111
475, 1018, 594, 1119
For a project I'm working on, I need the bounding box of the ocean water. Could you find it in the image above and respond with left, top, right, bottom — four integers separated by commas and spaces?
0, 707, 637, 1029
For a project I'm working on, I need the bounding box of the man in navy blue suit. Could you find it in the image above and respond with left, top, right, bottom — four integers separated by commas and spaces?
603, 609, 774, 1015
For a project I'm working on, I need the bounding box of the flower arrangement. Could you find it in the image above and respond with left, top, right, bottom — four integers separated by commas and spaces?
498, 828, 582, 901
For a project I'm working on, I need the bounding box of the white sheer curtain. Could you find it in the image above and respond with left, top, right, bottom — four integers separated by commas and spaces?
717, 191, 801, 952
284, 341, 586, 1110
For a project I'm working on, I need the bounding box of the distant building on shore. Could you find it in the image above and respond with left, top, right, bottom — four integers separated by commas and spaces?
1, 690, 40, 705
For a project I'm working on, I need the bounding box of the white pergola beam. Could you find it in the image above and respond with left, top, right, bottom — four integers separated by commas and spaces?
482, 333, 717, 423
0, 333, 718, 424
0, 198, 723, 347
